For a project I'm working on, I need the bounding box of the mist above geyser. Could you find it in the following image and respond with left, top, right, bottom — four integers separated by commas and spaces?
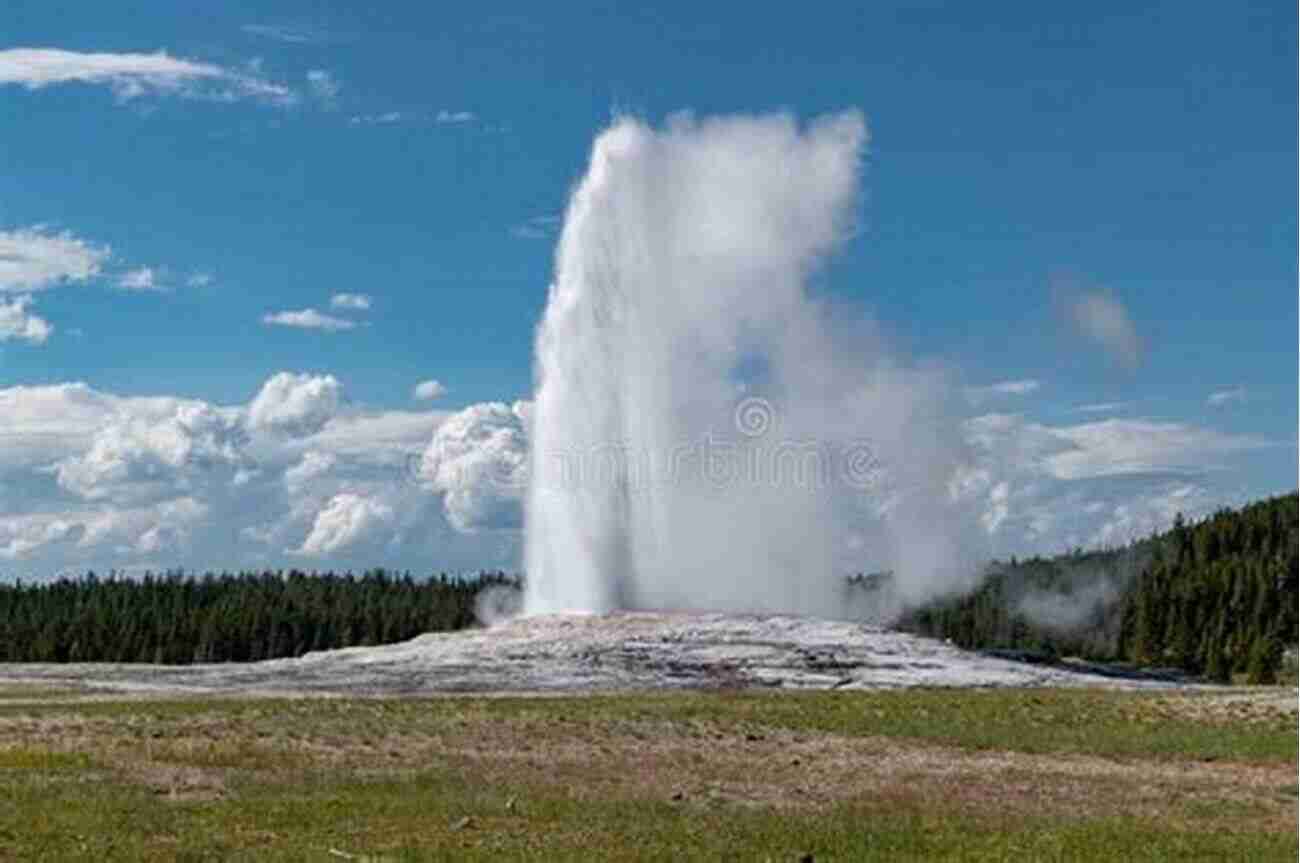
524, 111, 983, 618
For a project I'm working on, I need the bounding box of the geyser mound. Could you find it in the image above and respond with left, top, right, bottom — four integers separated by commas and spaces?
0, 611, 1185, 695
525, 111, 985, 618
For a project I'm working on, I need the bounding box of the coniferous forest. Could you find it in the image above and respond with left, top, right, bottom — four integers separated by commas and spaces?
0, 570, 514, 665
899, 493, 1298, 683
1, 495, 1295, 682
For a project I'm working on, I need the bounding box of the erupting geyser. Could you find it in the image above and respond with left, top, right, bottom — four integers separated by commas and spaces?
525, 111, 982, 617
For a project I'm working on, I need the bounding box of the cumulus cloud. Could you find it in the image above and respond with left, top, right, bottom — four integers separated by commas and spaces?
0, 227, 110, 292
1066, 289, 1142, 370
0, 375, 467, 575
329, 292, 371, 310
1207, 387, 1247, 408
261, 309, 356, 332
958, 411, 1267, 554
0, 366, 1272, 581
246, 372, 342, 436
0, 47, 294, 105
284, 451, 337, 494
417, 402, 529, 532
0, 382, 117, 467
294, 492, 395, 555
412, 380, 446, 401
54, 402, 247, 503
0, 516, 86, 561
0, 295, 53, 344
116, 266, 166, 292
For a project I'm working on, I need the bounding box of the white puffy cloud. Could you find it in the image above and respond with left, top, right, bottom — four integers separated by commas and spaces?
261, 309, 356, 332
294, 492, 395, 556
1067, 289, 1141, 370
958, 411, 1270, 554
0, 366, 1275, 580
54, 402, 246, 502
284, 451, 337, 494
412, 379, 446, 401
0, 47, 294, 105
330, 292, 372, 311
0, 227, 109, 292
417, 401, 529, 532
0, 376, 499, 575
0, 383, 117, 469
0, 295, 52, 343
246, 372, 342, 437
0, 516, 85, 560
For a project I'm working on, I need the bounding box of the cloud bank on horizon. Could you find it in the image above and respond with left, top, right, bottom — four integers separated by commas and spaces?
0, 370, 1270, 579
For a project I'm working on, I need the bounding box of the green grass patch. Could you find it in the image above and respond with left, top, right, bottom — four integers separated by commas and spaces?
434, 688, 1299, 764
2, 688, 1293, 762
0, 746, 95, 771
0, 688, 1291, 860
0, 764, 1293, 861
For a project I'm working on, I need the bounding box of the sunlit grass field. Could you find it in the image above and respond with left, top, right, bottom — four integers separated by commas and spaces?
0, 686, 1294, 861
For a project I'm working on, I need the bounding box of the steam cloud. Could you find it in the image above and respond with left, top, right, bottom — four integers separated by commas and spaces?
524, 111, 986, 618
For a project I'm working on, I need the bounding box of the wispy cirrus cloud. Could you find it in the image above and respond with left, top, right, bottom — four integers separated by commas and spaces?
435, 109, 475, 124
965, 379, 1040, 405
1071, 401, 1132, 414
329, 292, 371, 311
262, 309, 357, 332
1207, 387, 1248, 408
241, 23, 333, 45
0, 47, 295, 106
511, 214, 561, 240
347, 110, 479, 128
348, 111, 405, 126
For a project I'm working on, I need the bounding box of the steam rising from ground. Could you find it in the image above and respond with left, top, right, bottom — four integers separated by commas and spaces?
524, 112, 985, 618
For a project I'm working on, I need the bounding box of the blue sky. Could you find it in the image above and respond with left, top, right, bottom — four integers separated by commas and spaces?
0, 1, 1294, 577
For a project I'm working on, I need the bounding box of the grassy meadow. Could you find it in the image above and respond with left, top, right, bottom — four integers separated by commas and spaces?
0, 685, 1295, 861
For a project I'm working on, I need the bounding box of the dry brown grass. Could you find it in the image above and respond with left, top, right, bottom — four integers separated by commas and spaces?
0, 691, 1292, 834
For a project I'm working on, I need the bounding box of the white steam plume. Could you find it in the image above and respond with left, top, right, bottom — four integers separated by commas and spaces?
524, 111, 985, 618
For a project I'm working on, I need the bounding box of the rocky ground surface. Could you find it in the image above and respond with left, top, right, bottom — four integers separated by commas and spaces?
0, 612, 1208, 697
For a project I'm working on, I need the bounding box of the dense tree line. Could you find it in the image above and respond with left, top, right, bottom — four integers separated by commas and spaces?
899, 493, 1299, 683
0, 570, 516, 664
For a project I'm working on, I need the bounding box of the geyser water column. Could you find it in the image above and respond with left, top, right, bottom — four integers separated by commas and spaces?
524, 111, 979, 616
